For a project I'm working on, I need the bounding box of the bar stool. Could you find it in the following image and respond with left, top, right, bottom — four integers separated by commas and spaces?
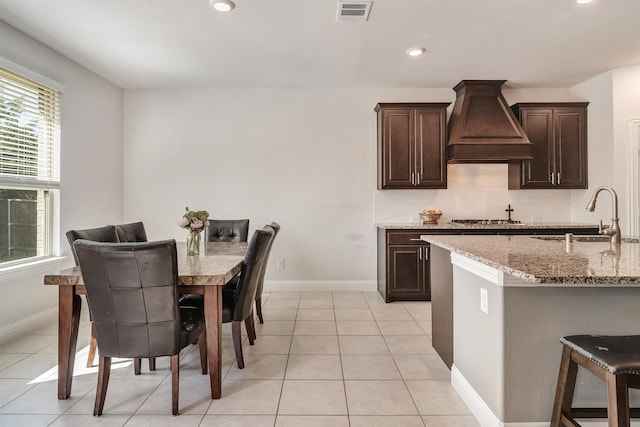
551, 335, 640, 427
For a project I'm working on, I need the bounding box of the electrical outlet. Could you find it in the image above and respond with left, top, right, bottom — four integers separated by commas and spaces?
480, 288, 489, 314
276, 259, 285, 270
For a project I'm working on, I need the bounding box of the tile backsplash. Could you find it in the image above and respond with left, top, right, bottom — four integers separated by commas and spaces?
374, 164, 574, 224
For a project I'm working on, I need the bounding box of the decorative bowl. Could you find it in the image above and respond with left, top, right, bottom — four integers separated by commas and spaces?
419, 211, 442, 224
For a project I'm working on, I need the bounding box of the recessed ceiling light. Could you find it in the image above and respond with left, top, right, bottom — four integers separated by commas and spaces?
406, 47, 426, 57
576, 0, 593, 3
210, 0, 235, 12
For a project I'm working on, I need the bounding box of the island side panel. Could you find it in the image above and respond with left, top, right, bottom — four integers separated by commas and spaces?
431, 244, 454, 369
452, 265, 640, 424
452, 266, 507, 420
502, 285, 640, 423
377, 228, 388, 302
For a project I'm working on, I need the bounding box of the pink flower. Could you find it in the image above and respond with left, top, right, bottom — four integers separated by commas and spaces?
191, 218, 204, 229
178, 217, 189, 228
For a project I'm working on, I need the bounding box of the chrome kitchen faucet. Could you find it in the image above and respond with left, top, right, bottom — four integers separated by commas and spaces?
586, 186, 621, 245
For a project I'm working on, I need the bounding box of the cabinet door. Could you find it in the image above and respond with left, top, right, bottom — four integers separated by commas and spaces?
387, 244, 428, 300
519, 108, 554, 188
508, 103, 588, 190
380, 108, 415, 188
555, 108, 587, 188
415, 108, 447, 188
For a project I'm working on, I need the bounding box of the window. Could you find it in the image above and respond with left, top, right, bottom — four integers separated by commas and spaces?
0, 66, 61, 265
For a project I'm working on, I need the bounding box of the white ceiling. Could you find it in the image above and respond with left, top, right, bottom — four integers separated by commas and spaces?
0, 0, 639, 90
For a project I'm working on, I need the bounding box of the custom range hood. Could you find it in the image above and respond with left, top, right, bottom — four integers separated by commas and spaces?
447, 80, 532, 163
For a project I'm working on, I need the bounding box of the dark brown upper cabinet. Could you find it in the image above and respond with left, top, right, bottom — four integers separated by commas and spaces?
375, 103, 450, 189
508, 103, 589, 189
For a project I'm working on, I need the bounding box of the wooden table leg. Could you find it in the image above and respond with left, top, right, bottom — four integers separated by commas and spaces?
204, 286, 222, 399
58, 286, 81, 399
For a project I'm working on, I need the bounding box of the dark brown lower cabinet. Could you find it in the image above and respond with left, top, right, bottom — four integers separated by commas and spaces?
387, 243, 430, 300
378, 229, 430, 303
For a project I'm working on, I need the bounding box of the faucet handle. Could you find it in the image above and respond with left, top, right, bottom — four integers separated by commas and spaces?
598, 219, 610, 234
598, 219, 616, 237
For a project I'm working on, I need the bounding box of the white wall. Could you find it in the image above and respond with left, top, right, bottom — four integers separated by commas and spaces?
123, 88, 386, 287
0, 21, 123, 340
570, 64, 640, 234
612, 65, 640, 235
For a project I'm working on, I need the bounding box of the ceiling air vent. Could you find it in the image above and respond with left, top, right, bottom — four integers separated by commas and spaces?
336, 1, 372, 22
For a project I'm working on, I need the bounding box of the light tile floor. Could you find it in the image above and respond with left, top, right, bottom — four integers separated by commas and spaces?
0, 291, 480, 427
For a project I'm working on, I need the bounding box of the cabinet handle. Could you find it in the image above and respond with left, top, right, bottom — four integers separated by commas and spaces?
557, 172, 561, 185
409, 238, 422, 241
418, 247, 422, 260
411, 173, 415, 185
550, 173, 555, 185
424, 247, 429, 261
416, 173, 421, 185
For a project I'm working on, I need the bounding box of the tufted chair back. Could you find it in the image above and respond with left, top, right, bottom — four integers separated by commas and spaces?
207, 219, 250, 243
74, 239, 202, 358
115, 221, 148, 243
66, 225, 119, 266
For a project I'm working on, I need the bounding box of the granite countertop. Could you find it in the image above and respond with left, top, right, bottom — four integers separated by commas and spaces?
376, 222, 600, 230
421, 234, 640, 285
45, 242, 247, 287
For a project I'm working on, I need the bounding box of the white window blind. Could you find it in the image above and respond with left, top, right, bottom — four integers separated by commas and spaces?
0, 68, 61, 189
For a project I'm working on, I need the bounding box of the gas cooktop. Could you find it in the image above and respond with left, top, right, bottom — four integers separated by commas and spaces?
449, 219, 525, 226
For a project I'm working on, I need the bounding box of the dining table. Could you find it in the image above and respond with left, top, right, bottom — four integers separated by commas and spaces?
44, 241, 247, 400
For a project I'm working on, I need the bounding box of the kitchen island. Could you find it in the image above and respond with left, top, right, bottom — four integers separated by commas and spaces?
420, 234, 640, 427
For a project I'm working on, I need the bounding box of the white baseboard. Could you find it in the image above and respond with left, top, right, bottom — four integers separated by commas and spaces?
451, 365, 548, 427
0, 307, 57, 346
264, 280, 377, 292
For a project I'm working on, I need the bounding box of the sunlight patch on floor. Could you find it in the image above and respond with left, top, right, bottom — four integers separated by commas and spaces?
28, 345, 134, 384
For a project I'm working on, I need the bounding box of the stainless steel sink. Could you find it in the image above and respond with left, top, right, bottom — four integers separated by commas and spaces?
532, 235, 639, 243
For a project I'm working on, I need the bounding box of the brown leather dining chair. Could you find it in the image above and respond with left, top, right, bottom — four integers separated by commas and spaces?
181, 225, 274, 369
222, 226, 274, 368
254, 222, 280, 323
223, 222, 281, 324
74, 239, 207, 416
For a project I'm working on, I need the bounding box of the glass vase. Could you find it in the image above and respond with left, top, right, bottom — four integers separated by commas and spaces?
186, 231, 201, 256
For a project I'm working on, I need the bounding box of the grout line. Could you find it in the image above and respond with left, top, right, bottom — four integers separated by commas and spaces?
333, 296, 350, 421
